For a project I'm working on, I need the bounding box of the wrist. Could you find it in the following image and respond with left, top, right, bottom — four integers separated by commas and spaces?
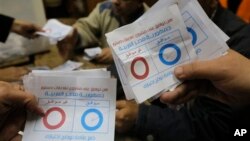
11, 20, 21, 33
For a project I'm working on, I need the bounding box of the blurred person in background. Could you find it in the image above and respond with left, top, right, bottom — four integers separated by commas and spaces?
57, 0, 149, 64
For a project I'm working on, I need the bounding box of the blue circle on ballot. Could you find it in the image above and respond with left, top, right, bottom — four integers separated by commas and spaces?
187, 27, 197, 45
159, 43, 181, 65
81, 109, 103, 131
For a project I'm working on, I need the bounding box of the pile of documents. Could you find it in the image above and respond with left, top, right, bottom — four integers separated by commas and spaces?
22, 69, 116, 141
106, 0, 229, 103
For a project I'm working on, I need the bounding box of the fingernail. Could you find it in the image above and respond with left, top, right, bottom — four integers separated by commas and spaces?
175, 67, 183, 77
38, 107, 45, 117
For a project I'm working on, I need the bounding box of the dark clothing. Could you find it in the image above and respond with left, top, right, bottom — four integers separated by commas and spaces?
228, 0, 242, 13
135, 97, 232, 141
213, 5, 250, 58
0, 14, 14, 42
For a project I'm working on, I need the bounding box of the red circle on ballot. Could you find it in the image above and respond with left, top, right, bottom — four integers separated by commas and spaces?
43, 107, 66, 129
131, 56, 149, 80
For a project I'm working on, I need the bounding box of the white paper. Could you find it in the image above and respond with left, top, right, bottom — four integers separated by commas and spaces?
106, 0, 229, 103
106, 4, 196, 103
53, 60, 83, 71
22, 70, 116, 141
30, 69, 111, 78
178, 0, 229, 59
84, 47, 102, 58
148, 0, 229, 60
37, 19, 73, 43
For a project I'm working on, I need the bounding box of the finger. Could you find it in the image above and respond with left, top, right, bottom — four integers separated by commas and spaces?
98, 54, 112, 63
24, 25, 42, 39
32, 24, 43, 32
160, 82, 197, 104
116, 110, 125, 121
95, 52, 105, 62
160, 84, 189, 104
97, 55, 107, 63
173, 89, 199, 104
18, 66, 30, 72
116, 100, 127, 110
7, 90, 44, 116
17, 67, 30, 76
11, 84, 24, 91
29, 33, 39, 39
26, 24, 43, 33
174, 59, 221, 81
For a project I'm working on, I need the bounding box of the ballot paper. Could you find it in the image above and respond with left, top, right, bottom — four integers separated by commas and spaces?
178, 0, 229, 59
22, 70, 116, 141
53, 60, 83, 71
36, 19, 73, 44
106, 0, 229, 103
106, 4, 196, 103
143, 0, 229, 60
83, 47, 102, 61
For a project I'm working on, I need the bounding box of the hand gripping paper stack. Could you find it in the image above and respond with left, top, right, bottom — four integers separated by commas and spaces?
22, 69, 117, 141
105, 0, 229, 103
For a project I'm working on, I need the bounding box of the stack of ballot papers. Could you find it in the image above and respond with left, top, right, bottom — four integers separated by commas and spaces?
105, 0, 229, 103
22, 69, 117, 141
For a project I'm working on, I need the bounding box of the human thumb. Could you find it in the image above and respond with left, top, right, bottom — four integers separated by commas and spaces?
174, 59, 219, 81
8, 89, 45, 116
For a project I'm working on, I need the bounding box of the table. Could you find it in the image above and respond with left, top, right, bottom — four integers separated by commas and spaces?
34, 45, 109, 69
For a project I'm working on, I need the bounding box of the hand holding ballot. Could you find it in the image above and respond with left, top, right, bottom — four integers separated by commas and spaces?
12, 19, 43, 39
95, 47, 113, 63
83, 47, 102, 61
57, 27, 78, 59
105, 0, 229, 103
35, 19, 77, 59
0, 81, 44, 127
115, 100, 139, 133
22, 69, 117, 141
160, 49, 250, 106
14, 0, 247, 140
37, 19, 73, 44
